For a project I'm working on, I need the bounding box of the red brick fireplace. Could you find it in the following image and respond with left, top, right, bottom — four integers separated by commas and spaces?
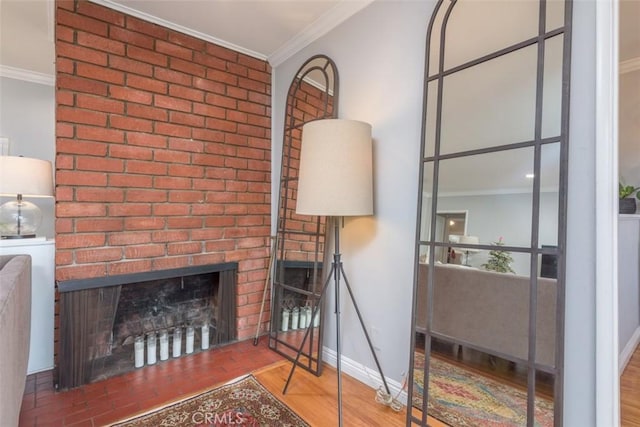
54, 0, 272, 363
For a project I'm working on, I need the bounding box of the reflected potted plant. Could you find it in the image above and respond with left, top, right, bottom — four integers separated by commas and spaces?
481, 237, 515, 274
619, 183, 639, 214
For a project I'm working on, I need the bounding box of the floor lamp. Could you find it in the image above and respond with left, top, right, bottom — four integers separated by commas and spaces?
281, 119, 391, 426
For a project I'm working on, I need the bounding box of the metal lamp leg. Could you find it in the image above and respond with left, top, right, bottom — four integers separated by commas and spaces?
282, 217, 390, 427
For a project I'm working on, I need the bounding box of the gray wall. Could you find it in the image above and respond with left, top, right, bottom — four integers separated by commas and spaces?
618, 217, 640, 359
0, 76, 55, 239
273, 0, 601, 425
273, 0, 432, 389
436, 192, 559, 276
558, 0, 597, 422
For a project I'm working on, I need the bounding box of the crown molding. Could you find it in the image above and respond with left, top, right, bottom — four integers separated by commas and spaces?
89, 0, 267, 61
268, 0, 374, 67
620, 57, 640, 74
0, 65, 54, 86
425, 187, 559, 198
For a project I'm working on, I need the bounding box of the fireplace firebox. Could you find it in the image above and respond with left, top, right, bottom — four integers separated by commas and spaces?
56, 263, 237, 389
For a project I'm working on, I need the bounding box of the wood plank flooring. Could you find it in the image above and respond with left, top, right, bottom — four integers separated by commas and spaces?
19, 338, 444, 426
255, 361, 405, 426
19, 339, 283, 426
23, 336, 640, 426
254, 360, 448, 427
621, 344, 640, 426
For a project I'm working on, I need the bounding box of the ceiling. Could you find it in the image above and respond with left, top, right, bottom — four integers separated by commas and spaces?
0, 0, 371, 77
0, 0, 638, 78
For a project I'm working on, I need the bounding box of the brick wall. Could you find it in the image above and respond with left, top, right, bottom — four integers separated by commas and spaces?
54, 0, 272, 346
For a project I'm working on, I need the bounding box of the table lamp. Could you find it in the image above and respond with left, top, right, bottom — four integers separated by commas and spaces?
0, 156, 54, 239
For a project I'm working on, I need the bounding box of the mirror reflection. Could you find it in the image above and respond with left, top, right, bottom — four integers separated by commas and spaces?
542, 34, 564, 139
439, 45, 538, 155
269, 56, 338, 374
439, 1, 539, 73
410, 0, 570, 426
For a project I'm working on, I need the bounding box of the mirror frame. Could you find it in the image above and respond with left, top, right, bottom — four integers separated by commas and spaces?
268, 55, 339, 375
408, 1, 573, 425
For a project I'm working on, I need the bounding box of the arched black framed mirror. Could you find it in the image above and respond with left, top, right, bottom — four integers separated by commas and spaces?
408, 1, 572, 425
268, 55, 338, 375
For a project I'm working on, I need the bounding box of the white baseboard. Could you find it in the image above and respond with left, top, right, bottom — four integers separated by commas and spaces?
619, 326, 640, 375
322, 346, 408, 406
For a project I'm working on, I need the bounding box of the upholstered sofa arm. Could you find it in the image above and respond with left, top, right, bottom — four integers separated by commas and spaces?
0, 255, 32, 426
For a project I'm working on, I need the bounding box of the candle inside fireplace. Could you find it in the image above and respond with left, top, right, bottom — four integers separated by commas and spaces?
134, 336, 144, 368
291, 307, 299, 330
313, 305, 320, 327
299, 308, 307, 329
146, 333, 157, 365
201, 324, 210, 350
186, 326, 194, 354
173, 327, 182, 358
159, 330, 169, 361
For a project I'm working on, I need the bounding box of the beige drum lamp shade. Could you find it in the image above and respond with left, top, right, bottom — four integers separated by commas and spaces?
296, 119, 373, 217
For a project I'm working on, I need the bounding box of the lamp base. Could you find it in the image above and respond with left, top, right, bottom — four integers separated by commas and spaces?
1, 234, 37, 239
0, 198, 43, 238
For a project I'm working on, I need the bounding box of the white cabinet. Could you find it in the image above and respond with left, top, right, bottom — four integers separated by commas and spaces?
0, 238, 55, 374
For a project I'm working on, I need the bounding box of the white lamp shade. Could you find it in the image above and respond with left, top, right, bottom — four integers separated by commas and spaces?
460, 235, 479, 245
0, 156, 54, 197
296, 119, 373, 217
448, 234, 462, 243
460, 235, 480, 252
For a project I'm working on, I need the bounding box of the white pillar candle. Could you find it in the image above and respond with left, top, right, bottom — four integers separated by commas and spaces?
159, 330, 169, 361
291, 307, 299, 330
299, 308, 307, 330
305, 306, 312, 328
313, 306, 320, 327
186, 325, 194, 354
134, 336, 144, 368
172, 327, 182, 358
201, 324, 210, 350
146, 333, 157, 365
281, 309, 290, 332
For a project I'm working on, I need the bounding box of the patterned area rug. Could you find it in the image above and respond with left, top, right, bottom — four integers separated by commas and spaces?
111, 375, 309, 427
413, 352, 554, 427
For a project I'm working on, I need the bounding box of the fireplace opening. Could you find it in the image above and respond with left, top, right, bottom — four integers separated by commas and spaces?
57, 263, 237, 389
91, 273, 219, 382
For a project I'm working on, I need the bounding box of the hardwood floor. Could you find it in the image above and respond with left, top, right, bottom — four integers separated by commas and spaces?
19, 339, 283, 426
255, 360, 448, 427
621, 345, 640, 426
19, 338, 446, 426
255, 361, 404, 426
27, 332, 618, 426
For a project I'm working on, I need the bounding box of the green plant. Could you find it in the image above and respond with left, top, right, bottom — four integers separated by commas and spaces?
482, 237, 515, 274
619, 183, 640, 199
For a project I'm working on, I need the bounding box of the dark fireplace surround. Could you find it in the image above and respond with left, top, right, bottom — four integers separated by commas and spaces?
57, 263, 237, 390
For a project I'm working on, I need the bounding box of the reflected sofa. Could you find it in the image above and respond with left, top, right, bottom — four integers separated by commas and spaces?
415, 262, 557, 366
0, 255, 31, 426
